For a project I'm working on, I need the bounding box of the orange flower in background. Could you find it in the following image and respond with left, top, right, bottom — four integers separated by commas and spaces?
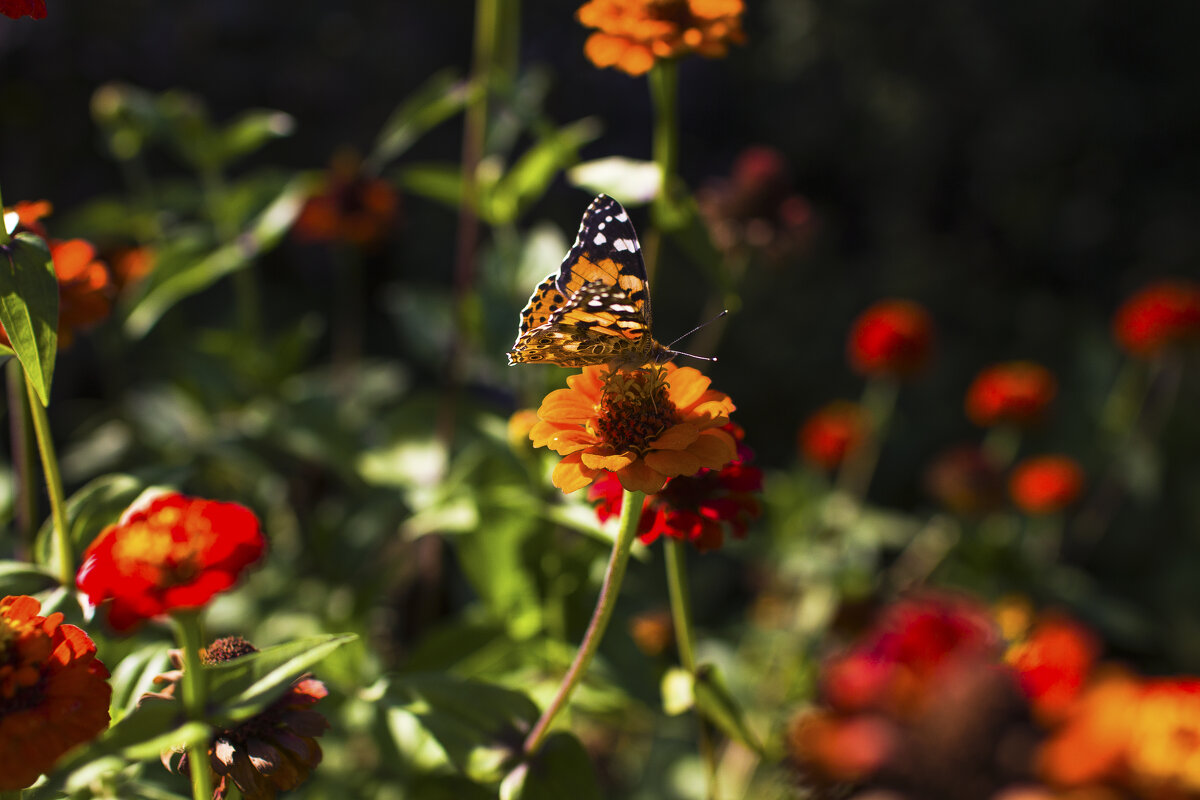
577, 0, 745, 76
77, 492, 266, 632
529, 364, 737, 494
5, 199, 52, 235
0, 595, 111, 791
798, 401, 868, 471
293, 150, 400, 249
150, 637, 329, 800
1112, 279, 1200, 357
1127, 679, 1200, 796
1008, 615, 1098, 724
1009, 455, 1084, 515
0, 0, 45, 19
847, 299, 934, 378
107, 245, 155, 292
1038, 670, 1141, 789
966, 361, 1057, 428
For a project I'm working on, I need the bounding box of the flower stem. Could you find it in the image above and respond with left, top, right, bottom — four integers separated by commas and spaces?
24, 373, 71, 585
7, 359, 37, 557
523, 488, 645, 755
646, 60, 680, 285
836, 376, 898, 503
173, 611, 213, 800
0, 179, 10, 246
665, 538, 719, 800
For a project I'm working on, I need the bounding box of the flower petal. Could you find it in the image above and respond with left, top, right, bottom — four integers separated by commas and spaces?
581, 450, 637, 471
651, 422, 700, 451
545, 429, 598, 455
666, 366, 712, 408
644, 448, 702, 478
617, 460, 668, 494
553, 452, 601, 494
538, 387, 597, 423
688, 427, 738, 469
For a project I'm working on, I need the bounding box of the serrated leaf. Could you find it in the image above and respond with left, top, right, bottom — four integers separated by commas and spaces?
368, 70, 476, 172
0, 234, 58, 404
206, 633, 357, 724
500, 732, 601, 800
0, 560, 58, 596
34, 472, 146, 571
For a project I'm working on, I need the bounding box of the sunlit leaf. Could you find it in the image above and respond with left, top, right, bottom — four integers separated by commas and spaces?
0, 560, 58, 597
486, 118, 602, 224
34, 472, 146, 571
368, 70, 477, 173
568, 157, 661, 205
0, 233, 57, 405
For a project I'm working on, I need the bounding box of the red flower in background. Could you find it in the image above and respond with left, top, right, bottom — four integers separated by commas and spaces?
965, 361, 1057, 428
1113, 279, 1200, 357
77, 492, 266, 632
293, 151, 400, 249
847, 299, 934, 378
1009, 455, 1084, 515
589, 422, 761, 552
798, 401, 868, 471
1008, 615, 1098, 724
0, 0, 45, 19
0, 595, 111, 791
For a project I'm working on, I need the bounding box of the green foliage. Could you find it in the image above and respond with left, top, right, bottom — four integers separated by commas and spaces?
0, 233, 57, 404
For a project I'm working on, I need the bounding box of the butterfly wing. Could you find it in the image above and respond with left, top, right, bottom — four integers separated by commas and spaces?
509, 194, 661, 367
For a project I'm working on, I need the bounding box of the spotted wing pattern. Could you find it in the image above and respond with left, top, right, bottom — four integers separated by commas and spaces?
508, 194, 669, 368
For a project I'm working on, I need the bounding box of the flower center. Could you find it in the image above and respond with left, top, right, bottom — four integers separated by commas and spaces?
595, 367, 678, 455
0, 616, 48, 712
644, 0, 693, 25
110, 505, 217, 586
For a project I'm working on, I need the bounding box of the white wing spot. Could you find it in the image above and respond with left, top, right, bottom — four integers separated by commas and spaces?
593, 232, 606, 245
613, 238, 636, 252
615, 211, 629, 222
605, 216, 613, 222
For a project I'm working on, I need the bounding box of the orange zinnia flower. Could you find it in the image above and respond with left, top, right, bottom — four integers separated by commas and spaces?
293, 151, 400, 249
846, 299, 934, 378
530, 364, 737, 494
577, 0, 746, 76
966, 361, 1057, 428
76, 492, 266, 633
1009, 455, 1084, 515
0, 595, 111, 791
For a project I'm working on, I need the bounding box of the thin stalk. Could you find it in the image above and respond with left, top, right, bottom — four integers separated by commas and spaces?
646, 61, 680, 285
836, 376, 899, 503
0, 179, 9, 245
24, 375, 70, 585
7, 358, 36, 556
173, 611, 213, 800
665, 538, 718, 800
523, 489, 645, 755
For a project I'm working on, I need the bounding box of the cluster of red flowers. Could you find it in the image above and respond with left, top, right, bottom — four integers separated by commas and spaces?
790, 593, 1198, 800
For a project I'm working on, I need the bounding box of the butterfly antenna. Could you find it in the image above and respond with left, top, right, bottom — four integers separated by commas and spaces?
664, 309, 728, 362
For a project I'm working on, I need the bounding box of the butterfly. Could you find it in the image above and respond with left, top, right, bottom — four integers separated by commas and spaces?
507, 194, 675, 369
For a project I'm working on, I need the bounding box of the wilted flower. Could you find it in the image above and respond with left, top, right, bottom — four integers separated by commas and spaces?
77, 492, 266, 633
588, 421, 761, 551
0, 595, 111, 791
966, 362, 1057, 428
293, 151, 401, 249
152, 637, 329, 800
798, 401, 868, 471
1112, 279, 1200, 358
577, 0, 745, 76
0, 0, 45, 19
530, 364, 737, 494
923, 444, 1006, 514
847, 300, 934, 379
1008, 456, 1084, 515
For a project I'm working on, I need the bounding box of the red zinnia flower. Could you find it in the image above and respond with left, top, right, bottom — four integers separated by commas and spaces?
965, 361, 1057, 428
847, 299, 934, 378
588, 421, 762, 552
293, 151, 400, 249
1009, 455, 1084, 515
798, 401, 868, 471
0, 0, 45, 19
76, 492, 266, 632
1112, 279, 1200, 358
0, 595, 111, 790
1008, 615, 1098, 724
150, 637, 329, 800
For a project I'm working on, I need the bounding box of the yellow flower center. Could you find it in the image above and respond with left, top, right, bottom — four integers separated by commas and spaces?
596, 367, 678, 455
110, 505, 217, 585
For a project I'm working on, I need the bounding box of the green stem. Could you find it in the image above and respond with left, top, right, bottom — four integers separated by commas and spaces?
836, 377, 899, 503
24, 375, 70, 584
646, 60, 680, 285
665, 538, 718, 800
7, 359, 37, 556
0, 179, 10, 246
0, 790, 24, 799
173, 611, 214, 800
523, 488, 645, 755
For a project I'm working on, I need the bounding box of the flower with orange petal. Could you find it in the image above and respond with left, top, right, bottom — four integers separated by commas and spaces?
847, 299, 934, 378
798, 401, 868, 471
0, 595, 111, 791
0, 0, 45, 19
1008, 615, 1098, 724
588, 421, 762, 551
293, 151, 400, 249
106, 245, 155, 292
1037, 670, 1141, 789
1127, 678, 1200, 796
1009, 456, 1084, 515
1112, 279, 1200, 358
966, 361, 1058, 428
577, 0, 745, 76
5, 199, 52, 236
149, 637, 329, 800
76, 492, 266, 633
530, 364, 737, 494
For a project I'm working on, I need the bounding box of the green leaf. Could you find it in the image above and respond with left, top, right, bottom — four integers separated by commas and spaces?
107, 643, 173, 721
397, 162, 465, 211
0, 233, 58, 404
0, 559, 58, 596
217, 109, 295, 165
34, 472, 146, 571
693, 663, 766, 756
123, 175, 314, 337
486, 118, 602, 225
382, 673, 539, 782
368, 70, 477, 172
499, 732, 602, 800
206, 633, 357, 724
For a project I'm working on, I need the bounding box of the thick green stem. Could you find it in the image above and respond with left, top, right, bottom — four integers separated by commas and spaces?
665, 538, 718, 799
173, 611, 213, 800
24, 375, 71, 584
523, 489, 644, 755
649, 61, 680, 204
7, 359, 37, 555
